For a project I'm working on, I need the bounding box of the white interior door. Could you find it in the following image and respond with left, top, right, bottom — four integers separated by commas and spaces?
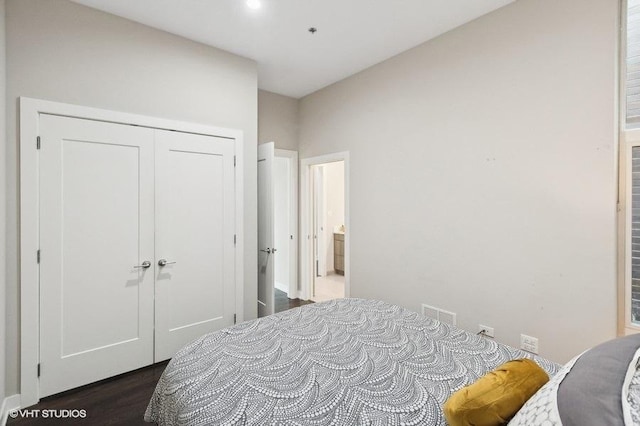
39, 115, 155, 397
258, 142, 275, 317
154, 130, 236, 361
275, 149, 299, 300
273, 157, 290, 295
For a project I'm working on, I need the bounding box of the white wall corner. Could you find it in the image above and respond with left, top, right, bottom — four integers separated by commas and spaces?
1, 395, 21, 426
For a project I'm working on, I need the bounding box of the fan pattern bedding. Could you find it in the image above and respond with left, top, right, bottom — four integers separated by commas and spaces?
145, 298, 559, 425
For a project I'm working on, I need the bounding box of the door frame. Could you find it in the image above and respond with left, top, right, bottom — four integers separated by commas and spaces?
19, 97, 245, 407
300, 152, 350, 301
313, 166, 327, 278
274, 148, 299, 299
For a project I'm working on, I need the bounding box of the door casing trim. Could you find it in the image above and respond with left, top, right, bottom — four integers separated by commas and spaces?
299, 152, 350, 301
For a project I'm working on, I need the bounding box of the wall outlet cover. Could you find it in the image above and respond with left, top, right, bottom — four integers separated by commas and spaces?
520, 334, 539, 354
478, 324, 494, 338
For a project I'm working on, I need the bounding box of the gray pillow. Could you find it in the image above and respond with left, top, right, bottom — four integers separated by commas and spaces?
557, 334, 640, 426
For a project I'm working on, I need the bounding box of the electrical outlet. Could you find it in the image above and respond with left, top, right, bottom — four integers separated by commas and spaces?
478, 324, 494, 338
520, 334, 539, 354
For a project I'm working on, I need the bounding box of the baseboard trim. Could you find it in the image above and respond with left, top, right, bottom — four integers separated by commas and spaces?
1, 394, 21, 426
288, 283, 299, 300
274, 282, 289, 295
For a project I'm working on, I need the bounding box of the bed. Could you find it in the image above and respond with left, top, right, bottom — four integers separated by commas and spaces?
145, 298, 567, 425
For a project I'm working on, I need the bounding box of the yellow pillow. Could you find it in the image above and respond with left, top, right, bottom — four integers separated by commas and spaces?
443, 358, 549, 426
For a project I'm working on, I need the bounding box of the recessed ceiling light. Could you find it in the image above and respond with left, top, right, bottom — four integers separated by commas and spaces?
246, 0, 261, 10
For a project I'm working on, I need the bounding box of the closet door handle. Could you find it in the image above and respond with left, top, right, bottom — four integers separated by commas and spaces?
134, 261, 151, 269
158, 259, 176, 267
260, 248, 272, 254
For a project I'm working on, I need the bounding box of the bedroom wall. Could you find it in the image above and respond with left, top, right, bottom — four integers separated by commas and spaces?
298, 0, 619, 363
5, 0, 258, 396
258, 89, 299, 151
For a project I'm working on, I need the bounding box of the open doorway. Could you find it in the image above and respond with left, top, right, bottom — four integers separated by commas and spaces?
311, 162, 345, 302
301, 152, 350, 302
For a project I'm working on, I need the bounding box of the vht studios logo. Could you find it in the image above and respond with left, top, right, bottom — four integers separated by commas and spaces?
9, 409, 87, 419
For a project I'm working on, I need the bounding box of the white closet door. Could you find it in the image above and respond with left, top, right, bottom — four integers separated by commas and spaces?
154, 130, 236, 361
39, 115, 155, 397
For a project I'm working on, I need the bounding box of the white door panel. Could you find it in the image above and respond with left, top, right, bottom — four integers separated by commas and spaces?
39, 115, 155, 397
273, 157, 291, 294
257, 142, 275, 317
154, 130, 236, 361
39, 115, 238, 395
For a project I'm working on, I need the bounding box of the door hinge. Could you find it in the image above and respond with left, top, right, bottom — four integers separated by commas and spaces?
37, 363, 41, 377
234, 314, 237, 325
37, 249, 40, 264
234, 234, 237, 245
233, 156, 236, 167
36, 136, 41, 150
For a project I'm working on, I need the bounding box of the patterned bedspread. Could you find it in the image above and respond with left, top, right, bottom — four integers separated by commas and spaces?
145, 298, 559, 425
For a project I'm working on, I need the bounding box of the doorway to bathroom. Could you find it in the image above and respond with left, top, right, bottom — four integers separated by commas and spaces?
300, 152, 350, 302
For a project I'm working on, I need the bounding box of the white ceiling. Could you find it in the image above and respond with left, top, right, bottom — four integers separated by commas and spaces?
71, 0, 515, 98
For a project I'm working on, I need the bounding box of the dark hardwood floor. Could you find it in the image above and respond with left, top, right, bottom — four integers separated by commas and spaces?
275, 288, 313, 313
7, 361, 168, 425
8, 295, 312, 425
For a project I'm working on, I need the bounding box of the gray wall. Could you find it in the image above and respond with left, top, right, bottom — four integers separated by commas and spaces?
299, 0, 619, 363
5, 0, 258, 395
0, 0, 5, 409
258, 90, 299, 150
